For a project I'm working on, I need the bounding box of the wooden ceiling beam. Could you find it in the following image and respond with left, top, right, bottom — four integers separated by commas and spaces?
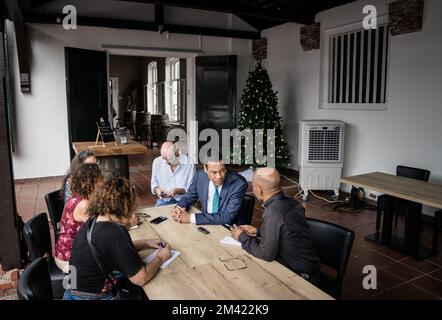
154, 4, 164, 26
24, 12, 261, 39
29, 0, 58, 9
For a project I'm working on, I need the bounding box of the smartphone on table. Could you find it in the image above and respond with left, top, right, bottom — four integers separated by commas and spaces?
150, 216, 168, 224
197, 226, 210, 234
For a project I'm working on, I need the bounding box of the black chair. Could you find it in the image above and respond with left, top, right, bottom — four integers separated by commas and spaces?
240, 194, 256, 225
306, 218, 354, 299
124, 110, 136, 137
376, 166, 430, 232
432, 210, 442, 254
135, 112, 151, 143
18, 257, 53, 300
22, 213, 65, 299
45, 190, 64, 242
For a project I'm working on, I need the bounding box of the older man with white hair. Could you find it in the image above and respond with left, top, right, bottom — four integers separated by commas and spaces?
151, 141, 196, 206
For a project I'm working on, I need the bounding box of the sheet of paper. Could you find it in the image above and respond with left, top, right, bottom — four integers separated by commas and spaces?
143, 249, 180, 269
220, 236, 242, 247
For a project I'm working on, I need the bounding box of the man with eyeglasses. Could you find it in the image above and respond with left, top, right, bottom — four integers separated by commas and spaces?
151, 141, 196, 206
170, 153, 247, 225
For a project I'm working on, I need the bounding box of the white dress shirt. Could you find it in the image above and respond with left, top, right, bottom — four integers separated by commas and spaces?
190, 182, 223, 224
151, 153, 196, 201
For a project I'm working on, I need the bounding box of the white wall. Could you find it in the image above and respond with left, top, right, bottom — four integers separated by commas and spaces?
262, 0, 442, 215
8, 12, 253, 179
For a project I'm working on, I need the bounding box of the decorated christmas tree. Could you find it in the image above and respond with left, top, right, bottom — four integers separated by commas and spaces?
233, 62, 290, 168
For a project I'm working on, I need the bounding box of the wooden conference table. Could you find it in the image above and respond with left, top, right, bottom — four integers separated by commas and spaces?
129, 205, 332, 300
341, 172, 442, 260
72, 140, 147, 179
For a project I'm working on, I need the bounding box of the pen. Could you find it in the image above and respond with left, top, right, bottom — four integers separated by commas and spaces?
223, 224, 232, 230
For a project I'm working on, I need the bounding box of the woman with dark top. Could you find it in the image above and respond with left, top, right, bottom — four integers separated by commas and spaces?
54, 163, 102, 273
65, 177, 171, 300
60, 150, 98, 204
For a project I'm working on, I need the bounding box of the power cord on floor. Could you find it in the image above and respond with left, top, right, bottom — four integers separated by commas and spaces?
279, 174, 303, 199
309, 190, 343, 204
280, 175, 375, 213
280, 174, 299, 186
293, 185, 303, 199
291, 187, 376, 213
321, 198, 377, 214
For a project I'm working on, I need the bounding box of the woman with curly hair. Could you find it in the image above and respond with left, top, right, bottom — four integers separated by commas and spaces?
65, 177, 171, 300
60, 150, 98, 204
54, 163, 103, 273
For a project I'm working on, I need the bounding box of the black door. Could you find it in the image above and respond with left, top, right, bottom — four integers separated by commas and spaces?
65, 47, 108, 157
196, 55, 236, 156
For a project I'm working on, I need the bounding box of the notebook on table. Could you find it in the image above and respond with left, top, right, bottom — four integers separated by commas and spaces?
143, 249, 180, 269
220, 236, 242, 247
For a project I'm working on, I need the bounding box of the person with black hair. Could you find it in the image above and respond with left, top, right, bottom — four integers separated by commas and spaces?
170, 154, 247, 225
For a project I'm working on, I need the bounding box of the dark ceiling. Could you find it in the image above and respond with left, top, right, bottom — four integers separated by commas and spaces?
117, 0, 357, 30
237, 0, 358, 30
6, 0, 357, 39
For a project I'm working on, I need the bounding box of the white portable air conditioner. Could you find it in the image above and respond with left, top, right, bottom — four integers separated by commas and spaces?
298, 120, 345, 201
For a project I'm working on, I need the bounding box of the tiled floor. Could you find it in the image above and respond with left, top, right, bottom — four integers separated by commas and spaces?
14, 148, 442, 300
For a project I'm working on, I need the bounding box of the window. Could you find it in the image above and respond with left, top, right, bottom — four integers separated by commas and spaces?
146, 61, 158, 114
165, 58, 185, 124
109, 77, 119, 127
320, 18, 389, 110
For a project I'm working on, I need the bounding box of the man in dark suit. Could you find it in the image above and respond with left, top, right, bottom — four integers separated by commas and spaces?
230, 167, 320, 285
169, 156, 248, 225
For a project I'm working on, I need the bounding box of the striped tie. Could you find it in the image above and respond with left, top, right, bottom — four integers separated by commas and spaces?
212, 183, 219, 214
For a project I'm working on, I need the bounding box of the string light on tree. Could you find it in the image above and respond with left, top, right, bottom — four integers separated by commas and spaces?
232, 62, 290, 169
